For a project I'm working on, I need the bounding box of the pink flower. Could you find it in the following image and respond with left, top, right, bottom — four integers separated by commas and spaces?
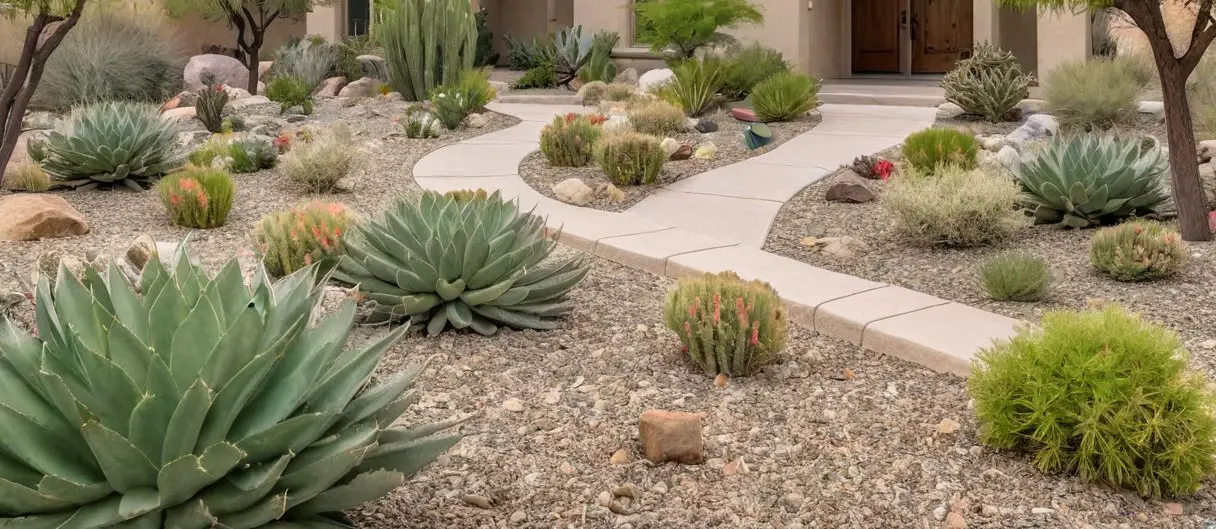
1209, 211, 1216, 233
875, 159, 895, 181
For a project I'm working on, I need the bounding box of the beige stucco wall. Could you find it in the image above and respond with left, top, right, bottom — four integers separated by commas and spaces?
1036, 9, 1090, 78
999, 5, 1037, 75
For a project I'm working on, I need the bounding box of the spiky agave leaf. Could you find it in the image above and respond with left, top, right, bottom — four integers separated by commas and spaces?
0, 246, 467, 528
1012, 134, 1172, 228
334, 190, 590, 336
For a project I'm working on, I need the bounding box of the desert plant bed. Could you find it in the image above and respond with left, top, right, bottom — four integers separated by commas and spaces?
329, 255, 1213, 527
764, 167, 1216, 378
518, 110, 820, 212
0, 98, 519, 288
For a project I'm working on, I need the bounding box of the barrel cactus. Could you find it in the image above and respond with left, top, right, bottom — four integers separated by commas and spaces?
0, 252, 466, 527
335, 190, 590, 336
41, 101, 184, 190
380, 0, 477, 101
1013, 134, 1172, 228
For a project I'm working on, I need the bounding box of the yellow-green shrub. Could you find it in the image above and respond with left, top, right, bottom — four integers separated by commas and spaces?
1, 162, 51, 192
281, 125, 359, 192
155, 167, 235, 229
253, 201, 354, 276
628, 99, 686, 136
539, 114, 602, 167
901, 128, 978, 172
1044, 57, 1144, 130
663, 271, 788, 377
595, 131, 665, 186
883, 164, 1024, 247
1089, 220, 1187, 282
970, 305, 1216, 498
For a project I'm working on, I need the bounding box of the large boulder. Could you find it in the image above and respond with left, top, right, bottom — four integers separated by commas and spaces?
614, 67, 639, 86
0, 194, 89, 241
639, 68, 675, 93
184, 54, 250, 92
338, 77, 381, 98
228, 95, 273, 111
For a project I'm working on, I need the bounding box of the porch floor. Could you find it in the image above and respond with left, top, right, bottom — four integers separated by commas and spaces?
819, 79, 945, 107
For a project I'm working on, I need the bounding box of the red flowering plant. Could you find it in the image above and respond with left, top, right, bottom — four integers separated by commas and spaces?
875, 158, 895, 181
565, 112, 607, 126
661, 271, 789, 377
154, 167, 235, 229
253, 201, 354, 277
273, 132, 293, 153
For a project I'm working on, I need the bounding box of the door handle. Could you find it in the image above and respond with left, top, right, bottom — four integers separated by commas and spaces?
900, 9, 908, 29
910, 14, 919, 41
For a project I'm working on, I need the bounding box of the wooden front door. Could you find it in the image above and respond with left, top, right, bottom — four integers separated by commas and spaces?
911, 0, 974, 73
852, 0, 901, 73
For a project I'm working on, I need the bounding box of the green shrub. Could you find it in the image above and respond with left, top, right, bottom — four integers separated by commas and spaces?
634, 0, 764, 59
970, 305, 1216, 497
604, 83, 637, 102
663, 271, 788, 377
940, 43, 1034, 122
901, 128, 978, 172
505, 34, 555, 71
1044, 57, 1145, 130
456, 69, 497, 111
266, 75, 315, 114
720, 43, 789, 100
272, 39, 339, 89
884, 164, 1024, 247
227, 136, 278, 173
428, 70, 495, 130
0, 247, 465, 525
596, 131, 665, 186
155, 166, 235, 229
34, 13, 183, 111
751, 72, 820, 122
42, 101, 183, 190
380, 0, 477, 100
1013, 134, 1171, 228
979, 252, 1052, 302
1090, 220, 1188, 282
668, 59, 724, 117
474, 5, 500, 67
628, 99, 687, 136
579, 81, 610, 105
1, 161, 51, 192
403, 106, 440, 138
282, 125, 359, 192
578, 30, 620, 83
514, 58, 558, 89
188, 135, 231, 168
540, 114, 603, 167
195, 81, 229, 134
334, 190, 590, 335
254, 200, 354, 276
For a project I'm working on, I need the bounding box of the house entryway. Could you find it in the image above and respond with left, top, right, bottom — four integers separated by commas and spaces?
851, 0, 974, 75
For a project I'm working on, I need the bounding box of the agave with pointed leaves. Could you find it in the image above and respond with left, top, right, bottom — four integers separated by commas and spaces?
335, 190, 590, 336
41, 101, 185, 190
0, 250, 466, 528
1012, 134, 1173, 228
553, 25, 594, 88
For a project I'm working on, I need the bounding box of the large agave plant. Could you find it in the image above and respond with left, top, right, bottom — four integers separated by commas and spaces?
335, 190, 590, 336
1012, 134, 1173, 228
0, 251, 466, 527
553, 25, 593, 88
42, 101, 184, 190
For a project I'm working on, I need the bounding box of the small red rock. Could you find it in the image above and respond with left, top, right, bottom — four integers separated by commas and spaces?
669, 144, 693, 161
728, 108, 758, 122
945, 511, 966, 528
639, 410, 705, 464
1164, 502, 1184, 516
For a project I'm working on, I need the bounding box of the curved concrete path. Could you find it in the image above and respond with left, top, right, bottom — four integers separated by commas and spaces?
412, 102, 1022, 377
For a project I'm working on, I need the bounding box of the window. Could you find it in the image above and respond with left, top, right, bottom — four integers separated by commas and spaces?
633, 0, 655, 46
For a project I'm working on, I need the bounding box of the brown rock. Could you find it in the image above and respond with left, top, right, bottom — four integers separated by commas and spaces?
946, 511, 967, 528
639, 410, 705, 464
160, 93, 183, 112
824, 181, 876, 203
0, 194, 89, 241
713, 373, 728, 387
668, 144, 693, 161
609, 448, 631, 465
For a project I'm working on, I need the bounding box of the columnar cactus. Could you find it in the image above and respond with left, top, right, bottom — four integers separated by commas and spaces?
381, 0, 478, 101
662, 271, 788, 377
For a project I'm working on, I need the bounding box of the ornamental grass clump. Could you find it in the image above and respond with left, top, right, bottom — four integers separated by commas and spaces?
0, 249, 468, 527
884, 164, 1024, 247
155, 167, 235, 229
719, 43, 789, 101
1, 161, 51, 192
253, 201, 354, 276
335, 190, 590, 336
266, 75, 315, 114
970, 305, 1216, 498
663, 271, 788, 377
282, 125, 359, 193
540, 114, 602, 167
940, 43, 1034, 122
978, 252, 1052, 302
750, 72, 821, 122
42, 101, 184, 190
667, 58, 724, 117
1044, 57, 1145, 130
1013, 134, 1171, 228
627, 99, 687, 136
596, 131, 665, 186
1090, 220, 1188, 282
901, 127, 978, 172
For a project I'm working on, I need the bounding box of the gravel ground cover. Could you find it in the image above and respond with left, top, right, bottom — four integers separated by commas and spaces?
763, 167, 1216, 379
345, 254, 1214, 529
0, 98, 519, 289
519, 111, 820, 212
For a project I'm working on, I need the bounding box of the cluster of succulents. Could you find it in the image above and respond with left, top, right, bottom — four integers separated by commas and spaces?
41, 101, 184, 190
1089, 220, 1187, 281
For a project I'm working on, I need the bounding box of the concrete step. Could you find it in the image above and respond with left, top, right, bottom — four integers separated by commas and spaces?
818, 91, 944, 108
496, 93, 582, 105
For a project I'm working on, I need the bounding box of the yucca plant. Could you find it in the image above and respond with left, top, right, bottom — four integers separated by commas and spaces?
751, 72, 821, 122
334, 190, 590, 336
663, 271, 788, 377
41, 101, 184, 190
940, 43, 1034, 123
0, 250, 467, 527
667, 58, 724, 117
1013, 134, 1172, 228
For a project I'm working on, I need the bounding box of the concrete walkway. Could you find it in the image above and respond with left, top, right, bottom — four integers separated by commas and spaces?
412, 102, 1022, 377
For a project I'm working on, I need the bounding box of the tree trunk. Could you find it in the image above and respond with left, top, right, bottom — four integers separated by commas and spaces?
245, 46, 261, 94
